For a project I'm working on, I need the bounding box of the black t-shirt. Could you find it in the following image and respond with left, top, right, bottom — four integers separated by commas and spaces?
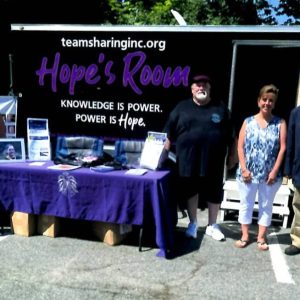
164, 98, 233, 178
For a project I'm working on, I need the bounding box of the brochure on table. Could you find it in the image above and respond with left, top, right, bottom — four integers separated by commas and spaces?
27, 118, 51, 161
48, 164, 81, 171
140, 131, 167, 170
125, 168, 148, 176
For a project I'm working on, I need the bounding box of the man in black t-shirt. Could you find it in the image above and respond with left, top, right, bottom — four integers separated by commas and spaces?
164, 74, 234, 241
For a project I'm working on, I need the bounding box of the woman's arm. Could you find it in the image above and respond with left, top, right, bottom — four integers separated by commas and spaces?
237, 121, 251, 182
267, 119, 287, 184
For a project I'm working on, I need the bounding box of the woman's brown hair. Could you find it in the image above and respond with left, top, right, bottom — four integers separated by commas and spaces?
258, 84, 279, 99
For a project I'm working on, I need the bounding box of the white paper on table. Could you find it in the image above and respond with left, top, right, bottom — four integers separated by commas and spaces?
29, 162, 46, 166
47, 164, 81, 171
125, 168, 148, 176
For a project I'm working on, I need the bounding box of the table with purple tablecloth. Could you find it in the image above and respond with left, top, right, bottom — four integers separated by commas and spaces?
0, 161, 176, 257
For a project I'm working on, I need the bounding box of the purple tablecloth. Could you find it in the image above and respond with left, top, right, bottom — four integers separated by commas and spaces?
0, 161, 176, 257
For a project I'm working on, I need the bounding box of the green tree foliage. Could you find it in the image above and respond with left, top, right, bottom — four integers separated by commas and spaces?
103, 0, 278, 25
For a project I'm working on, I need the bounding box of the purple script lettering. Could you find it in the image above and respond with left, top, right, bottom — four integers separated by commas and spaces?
36, 53, 60, 92
123, 51, 190, 95
36, 52, 115, 95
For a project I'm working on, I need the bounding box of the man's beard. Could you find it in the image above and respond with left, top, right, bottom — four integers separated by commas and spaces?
195, 91, 208, 102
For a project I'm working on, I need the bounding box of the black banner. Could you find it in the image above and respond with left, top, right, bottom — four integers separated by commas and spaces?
10, 26, 300, 141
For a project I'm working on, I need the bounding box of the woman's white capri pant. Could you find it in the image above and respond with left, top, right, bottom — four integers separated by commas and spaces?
237, 180, 282, 227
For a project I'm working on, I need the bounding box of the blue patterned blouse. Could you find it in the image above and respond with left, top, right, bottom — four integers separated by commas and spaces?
236, 115, 282, 183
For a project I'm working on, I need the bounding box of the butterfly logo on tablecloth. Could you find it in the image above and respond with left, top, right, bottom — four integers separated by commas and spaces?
58, 172, 78, 197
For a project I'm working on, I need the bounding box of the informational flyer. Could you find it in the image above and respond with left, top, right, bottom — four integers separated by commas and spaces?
147, 131, 167, 141
139, 131, 167, 170
47, 164, 81, 171
27, 118, 51, 161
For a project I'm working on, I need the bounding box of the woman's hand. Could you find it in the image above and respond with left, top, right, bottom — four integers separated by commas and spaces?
242, 169, 252, 183
266, 170, 277, 185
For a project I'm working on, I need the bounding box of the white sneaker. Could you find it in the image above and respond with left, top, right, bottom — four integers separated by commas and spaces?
205, 224, 225, 241
185, 222, 198, 239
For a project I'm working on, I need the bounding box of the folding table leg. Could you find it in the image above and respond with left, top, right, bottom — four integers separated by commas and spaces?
0, 211, 4, 235
283, 215, 288, 229
219, 210, 225, 221
139, 227, 143, 252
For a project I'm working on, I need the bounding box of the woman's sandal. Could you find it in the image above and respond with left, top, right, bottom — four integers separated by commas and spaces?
257, 241, 269, 251
235, 239, 249, 248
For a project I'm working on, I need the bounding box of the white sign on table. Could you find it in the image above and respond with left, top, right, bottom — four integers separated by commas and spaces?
27, 118, 51, 161
139, 131, 167, 170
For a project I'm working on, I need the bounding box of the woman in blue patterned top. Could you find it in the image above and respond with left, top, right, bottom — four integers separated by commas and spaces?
235, 84, 287, 251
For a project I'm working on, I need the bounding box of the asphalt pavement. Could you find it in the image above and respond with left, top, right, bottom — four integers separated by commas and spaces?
0, 209, 299, 300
